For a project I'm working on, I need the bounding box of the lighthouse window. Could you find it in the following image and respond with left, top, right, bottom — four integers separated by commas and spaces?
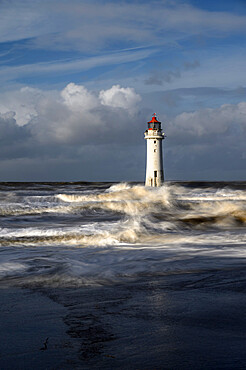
154, 171, 157, 178
154, 140, 156, 143
154, 149, 157, 152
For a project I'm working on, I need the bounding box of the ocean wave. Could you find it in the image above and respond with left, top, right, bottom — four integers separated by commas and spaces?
0, 183, 245, 241
0, 262, 27, 277
0, 221, 245, 248
1, 181, 246, 290
1, 233, 246, 288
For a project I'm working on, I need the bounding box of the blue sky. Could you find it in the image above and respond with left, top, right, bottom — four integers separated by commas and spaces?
0, 0, 246, 181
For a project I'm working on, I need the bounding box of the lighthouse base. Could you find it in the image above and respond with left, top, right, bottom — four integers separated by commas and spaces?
145, 171, 164, 187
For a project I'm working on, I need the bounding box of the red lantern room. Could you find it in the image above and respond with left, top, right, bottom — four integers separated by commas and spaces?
148, 113, 161, 130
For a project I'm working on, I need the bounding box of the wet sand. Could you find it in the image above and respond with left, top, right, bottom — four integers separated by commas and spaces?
1, 269, 246, 369
0, 287, 72, 369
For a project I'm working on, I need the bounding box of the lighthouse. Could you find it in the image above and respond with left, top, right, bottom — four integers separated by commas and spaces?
144, 114, 165, 187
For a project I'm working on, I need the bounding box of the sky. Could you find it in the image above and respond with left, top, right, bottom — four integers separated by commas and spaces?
0, 0, 246, 182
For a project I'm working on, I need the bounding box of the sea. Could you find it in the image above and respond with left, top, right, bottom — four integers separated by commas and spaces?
0, 181, 246, 369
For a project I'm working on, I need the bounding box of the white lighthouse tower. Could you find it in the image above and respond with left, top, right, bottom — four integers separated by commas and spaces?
144, 114, 165, 187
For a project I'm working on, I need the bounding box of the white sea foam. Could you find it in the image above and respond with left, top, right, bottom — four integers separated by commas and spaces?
0, 262, 27, 277
106, 182, 131, 192
0, 182, 245, 288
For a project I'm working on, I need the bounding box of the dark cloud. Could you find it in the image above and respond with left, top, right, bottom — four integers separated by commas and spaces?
0, 84, 146, 180
144, 60, 199, 86
145, 70, 181, 86
142, 87, 246, 119
183, 60, 200, 70
167, 86, 246, 97
0, 112, 27, 144
0, 84, 245, 181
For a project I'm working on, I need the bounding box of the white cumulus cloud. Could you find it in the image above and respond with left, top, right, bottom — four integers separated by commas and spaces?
169, 101, 246, 142
61, 83, 99, 111
0, 87, 45, 126
99, 84, 141, 115
0, 83, 142, 145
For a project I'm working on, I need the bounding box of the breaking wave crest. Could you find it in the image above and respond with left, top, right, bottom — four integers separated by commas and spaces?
0, 181, 246, 288
0, 183, 245, 250
56, 183, 246, 228
57, 184, 171, 215
0, 183, 245, 248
